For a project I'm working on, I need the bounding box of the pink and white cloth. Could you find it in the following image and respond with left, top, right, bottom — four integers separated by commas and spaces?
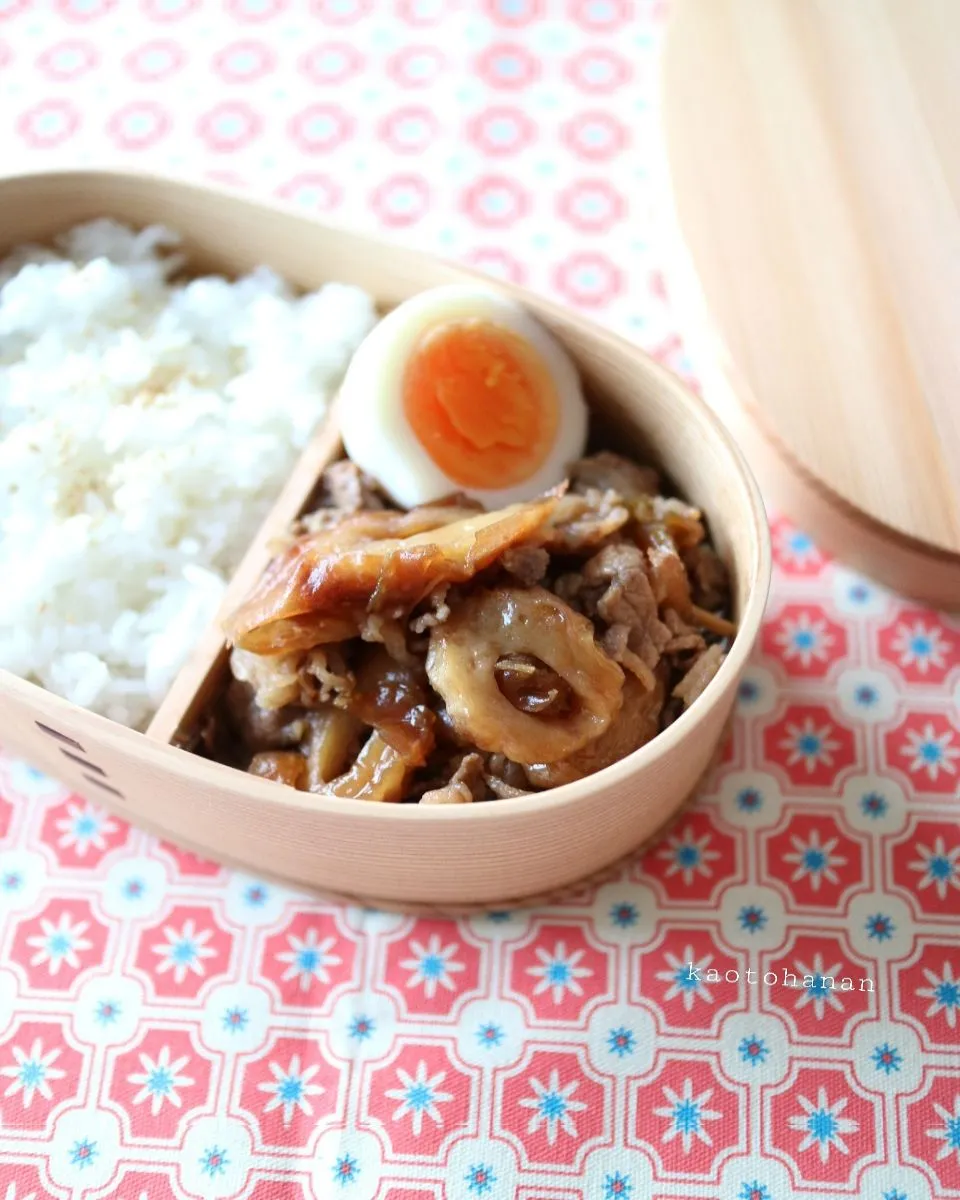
1, 2, 958, 1198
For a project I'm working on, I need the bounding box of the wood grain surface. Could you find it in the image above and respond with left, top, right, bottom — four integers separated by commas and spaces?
662, 0, 960, 604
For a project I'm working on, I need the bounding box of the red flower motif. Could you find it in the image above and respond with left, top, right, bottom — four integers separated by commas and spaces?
379, 106, 439, 155
762, 704, 858, 790
386, 45, 444, 88
561, 110, 629, 161
36, 39, 98, 80
212, 39, 276, 83
0, 1020, 83, 1131
461, 175, 530, 228
568, 0, 633, 29
484, 0, 544, 25
364, 1044, 476, 1161
236, 1034, 343, 1147
11, 899, 108, 991
288, 103, 354, 154
197, 101, 263, 152
766, 1066, 881, 1185
16, 100, 81, 148
370, 174, 431, 228
902, 1074, 960, 1194
498, 1048, 608, 1168
466, 105, 537, 156
553, 251, 623, 308
761, 603, 848, 679
464, 247, 527, 284
565, 48, 633, 93
259, 911, 357, 1009
110, 1028, 211, 1139
771, 516, 828, 576
876, 607, 959, 685
382, 920, 483, 1017
40, 796, 129, 869
890, 819, 960, 918
630, 1057, 745, 1177
883, 711, 960, 796
106, 101, 172, 150
894, 942, 960, 1046
476, 42, 540, 90
556, 178, 626, 233
640, 811, 739, 903
505, 923, 611, 1022
763, 812, 865, 910
122, 39, 185, 81
277, 173, 342, 213
298, 41, 364, 85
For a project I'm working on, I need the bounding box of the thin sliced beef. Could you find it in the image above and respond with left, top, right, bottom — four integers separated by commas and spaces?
570, 451, 659, 500
419, 752, 487, 805
672, 643, 726, 709
501, 544, 550, 586
581, 542, 672, 683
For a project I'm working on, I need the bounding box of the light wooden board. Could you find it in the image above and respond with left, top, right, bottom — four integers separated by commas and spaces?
662, 0, 960, 606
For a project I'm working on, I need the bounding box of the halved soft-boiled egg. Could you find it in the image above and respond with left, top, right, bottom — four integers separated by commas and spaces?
338, 284, 588, 508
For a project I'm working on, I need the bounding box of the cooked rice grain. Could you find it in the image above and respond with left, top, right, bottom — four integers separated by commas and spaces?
0, 220, 376, 728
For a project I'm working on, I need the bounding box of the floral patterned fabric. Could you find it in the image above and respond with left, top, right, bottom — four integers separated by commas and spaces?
1, 2, 958, 1198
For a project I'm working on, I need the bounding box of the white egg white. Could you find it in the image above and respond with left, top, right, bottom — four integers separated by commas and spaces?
338, 283, 588, 508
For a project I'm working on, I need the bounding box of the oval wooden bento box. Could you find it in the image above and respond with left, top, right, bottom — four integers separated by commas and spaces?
0, 169, 771, 911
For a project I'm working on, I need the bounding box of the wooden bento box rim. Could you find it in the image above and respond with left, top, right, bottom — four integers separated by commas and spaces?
0, 167, 772, 833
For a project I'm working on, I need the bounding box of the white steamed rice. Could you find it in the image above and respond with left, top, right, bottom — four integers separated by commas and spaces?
0, 219, 377, 729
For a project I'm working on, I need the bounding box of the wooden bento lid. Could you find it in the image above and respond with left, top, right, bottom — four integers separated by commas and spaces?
661, 0, 960, 609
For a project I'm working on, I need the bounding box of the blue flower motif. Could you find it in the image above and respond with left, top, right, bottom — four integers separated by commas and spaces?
123, 877, 144, 899
609, 901, 638, 928
332, 1153, 359, 1186
871, 1043, 902, 1074
739, 1184, 770, 1200
789, 530, 813, 555
738, 905, 767, 933
882, 1191, 907, 1200
487, 911, 512, 923
70, 1139, 97, 1169
784, 830, 845, 890
349, 1014, 375, 1041
738, 1035, 769, 1066
604, 1172, 632, 1198
792, 628, 816, 653
95, 999, 120, 1025
854, 684, 878, 707
200, 1146, 229, 1178
607, 1027, 635, 1057
244, 883, 268, 906
222, 1006, 248, 1033
865, 913, 895, 942
2, 871, 22, 892
738, 679, 760, 703
465, 1163, 496, 1195
654, 1079, 720, 1151
476, 1022, 504, 1049
848, 582, 871, 604
736, 787, 763, 813
788, 1089, 857, 1158
860, 791, 888, 819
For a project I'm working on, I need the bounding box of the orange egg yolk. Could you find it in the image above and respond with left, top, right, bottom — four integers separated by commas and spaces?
402, 319, 560, 490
